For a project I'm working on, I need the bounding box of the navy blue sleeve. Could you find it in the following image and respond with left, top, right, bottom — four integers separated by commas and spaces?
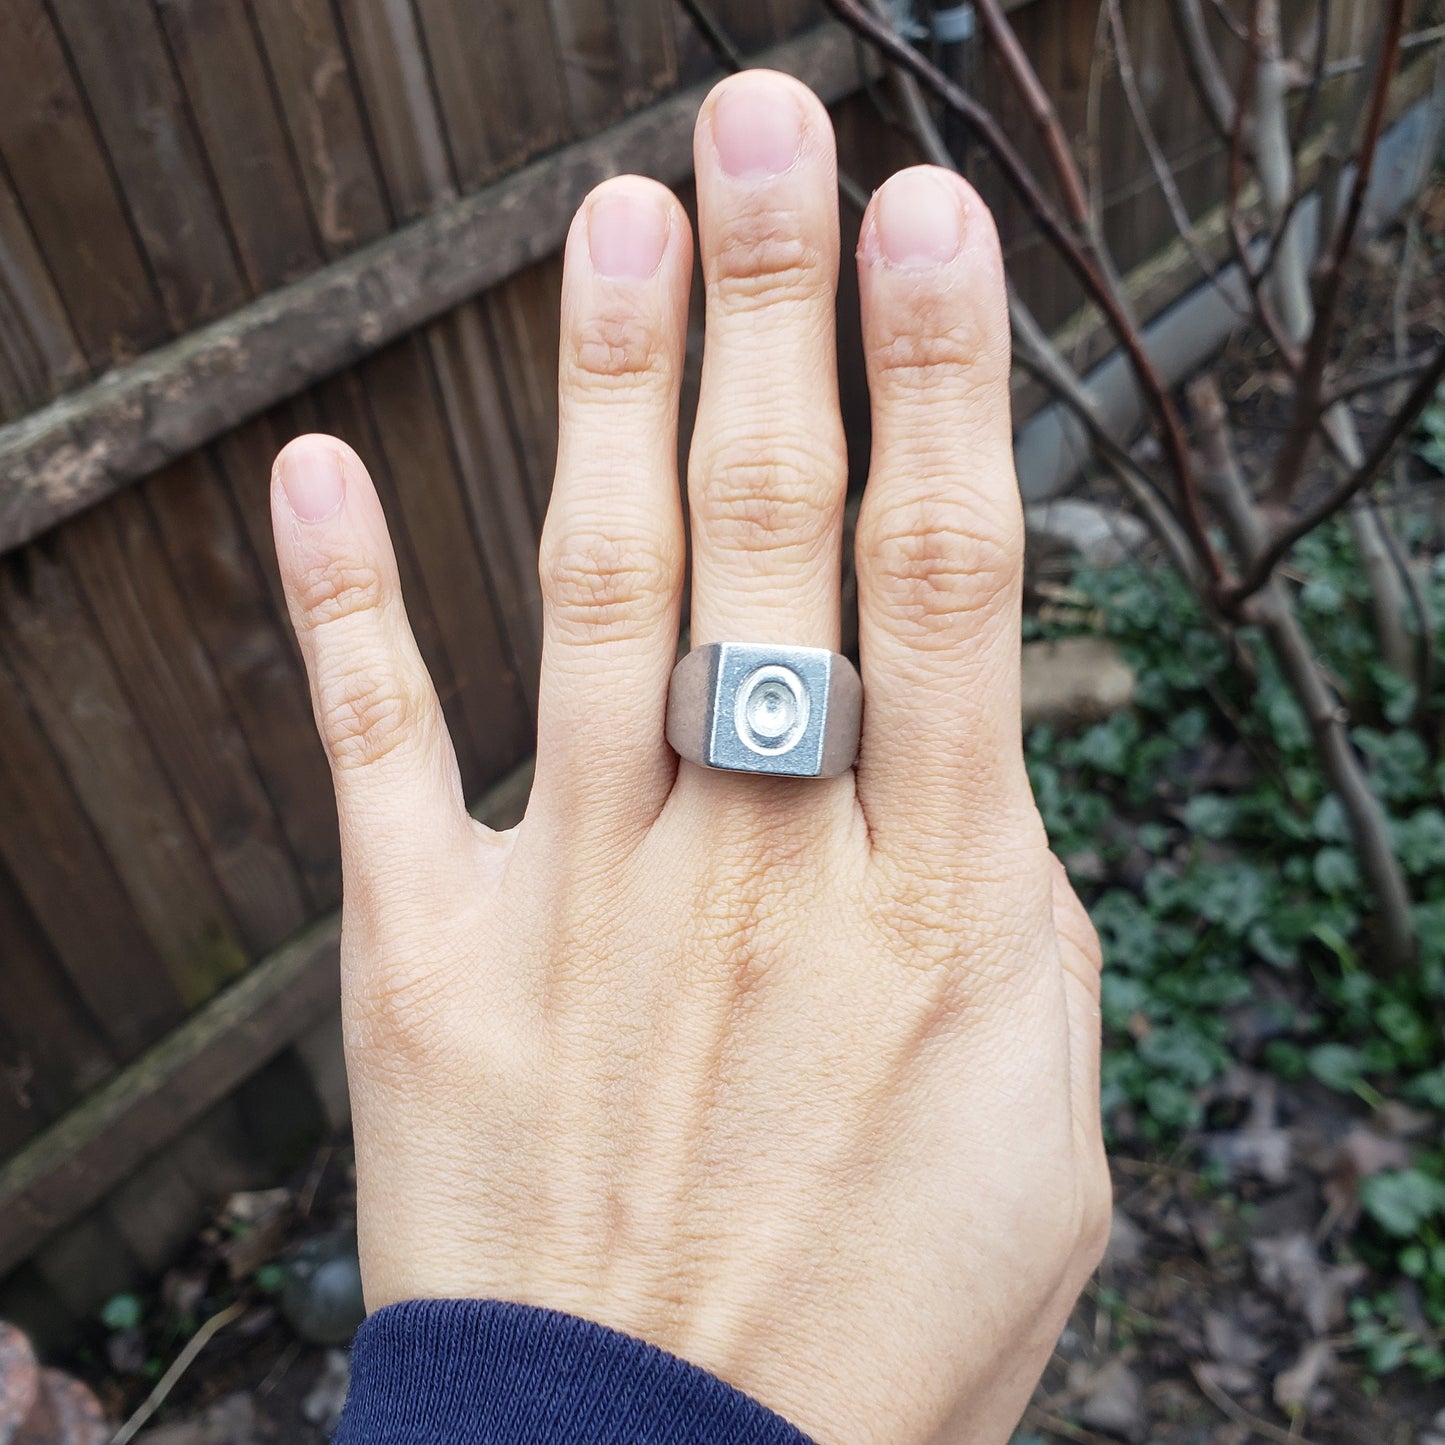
333, 1299, 816, 1444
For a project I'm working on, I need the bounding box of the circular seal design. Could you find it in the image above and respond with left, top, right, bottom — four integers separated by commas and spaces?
734, 664, 810, 756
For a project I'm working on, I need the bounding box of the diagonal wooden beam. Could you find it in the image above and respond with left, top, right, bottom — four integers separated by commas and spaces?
0, 760, 534, 1280
0, 23, 868, 555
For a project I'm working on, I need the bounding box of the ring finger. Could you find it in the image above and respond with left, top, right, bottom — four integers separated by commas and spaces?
686, 71, 847, 654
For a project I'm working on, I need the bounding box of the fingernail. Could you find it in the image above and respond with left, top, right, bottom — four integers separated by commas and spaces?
873, 170, 964, 268
278, 442, 346, 524
588, 188, 670, 279
711, 80, 804, 179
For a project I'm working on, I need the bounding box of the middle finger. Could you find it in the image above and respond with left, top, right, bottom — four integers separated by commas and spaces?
687, 71, 847, 652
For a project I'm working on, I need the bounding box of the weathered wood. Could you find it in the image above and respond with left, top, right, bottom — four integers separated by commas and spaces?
63, 496, 309, 959
549, 0, 625, 132
154, 0, 324, 290
0, 23, 867, 556
483, 256, 565, 521
0, 561, 231, 1017
45, 0, 246, 328
413, 0, 569, 187
0, 170, 84, 419
424, 307, 545, 717
334, 0, 456, 220
0, 757, 534, 1280
309, 367, 485, 790
358, 336, 532, 795
615, 0, 679, 106
0, 865, 113, 1150
144, 452, 342, 911
247, 0, 392, 256
0, 0, 163, 368
0, 655, 183, 1065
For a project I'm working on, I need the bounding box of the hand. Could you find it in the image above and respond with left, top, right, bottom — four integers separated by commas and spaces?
270, 69, 1107, 1445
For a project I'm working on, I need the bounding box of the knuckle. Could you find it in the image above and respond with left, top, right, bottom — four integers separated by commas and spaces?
869, 302, 1009, 394
698, 433, 843, 553
566, 308, 672, 392
540, 524, 680, 642
706, 220, 825, 311
347, 953, 456, 1070
315, 655, 426, 771
858, 495, 1022, 637
292, 554, 388, 628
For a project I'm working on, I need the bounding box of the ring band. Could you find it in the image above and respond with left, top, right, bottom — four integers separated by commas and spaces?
665, 642, 862, 778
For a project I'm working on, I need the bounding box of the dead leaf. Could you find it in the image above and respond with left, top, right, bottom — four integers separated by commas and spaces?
1077, 1359, 1147, 1442
1250, 1232, 1366, 1335
1205, 1309, 1269, 1367
1273, 1340, 1334, 1414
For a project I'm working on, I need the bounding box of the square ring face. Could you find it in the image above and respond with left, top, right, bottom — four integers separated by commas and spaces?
706, 643, 833, 777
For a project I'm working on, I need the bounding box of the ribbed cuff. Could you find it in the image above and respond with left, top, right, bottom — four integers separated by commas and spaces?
333, 1299, 816, 1444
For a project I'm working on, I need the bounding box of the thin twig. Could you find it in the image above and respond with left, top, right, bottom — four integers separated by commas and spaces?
110, 1301, 247, 1445
673, 0, 872, 213
1107, 0, 1242, 309
674, 0, 746, 70
1322, 353, 1439, 407
1323, 23, 1445, 78
1169, 0, 1240, 142
973, 0, 1092, 229
1022, 1405, 1120, 1445
1206, 0, 1251, 45
1264, 0, 1408, 507
820, 0, 1221, 583
1190, 1361, 1324, 1445
1232, 345, 1445, 602
1292, 0, 1332, 147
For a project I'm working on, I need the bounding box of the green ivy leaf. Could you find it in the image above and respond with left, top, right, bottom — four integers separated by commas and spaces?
1183, 794, 1238, 841
1361, 1170, 1445, 1239
1313, 847, 1360, 895
1307, 1042, 1367, 1092
101, 1293, 144, 1332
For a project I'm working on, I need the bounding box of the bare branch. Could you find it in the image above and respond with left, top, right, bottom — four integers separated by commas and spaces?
1107, 0, 1244, 309
1169, 0, 1239, 143
1230, 345, 1445, 603
819, 0, 1221, 584
1322, 353, 1439, 407
1190, 374, 1417, 974
973, 0, 1092, 230
1291, 0, 1332, 147
1263, 0, 1408, 507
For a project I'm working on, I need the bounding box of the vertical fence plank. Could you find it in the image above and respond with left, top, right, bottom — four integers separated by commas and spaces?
62, 497, 308, 958
483, 256, 565, 520
0, 863, 113, 1149
145, 454, 342, 911
46, 0, 247, 327
614, 0, 678, 104
248, 0, 393, 255
211, 410, 306, 668
0, 548, 249, 1007
0, 168, 85, 414
309, 368, 485, 790
549, 0, 625, 132
359, 337, 532, 793
426, 306, 545, 714
0, 629, 190, 1042
334, 0, 457, 220
414, 0, 569, 188
154, 0, 324, 291
0, 0, 164, 367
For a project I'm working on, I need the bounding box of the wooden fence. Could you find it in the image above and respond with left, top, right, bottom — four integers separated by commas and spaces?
0, 0, 1381, 1332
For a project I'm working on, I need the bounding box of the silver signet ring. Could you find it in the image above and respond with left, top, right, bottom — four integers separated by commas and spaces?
665, 643, 862, 778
